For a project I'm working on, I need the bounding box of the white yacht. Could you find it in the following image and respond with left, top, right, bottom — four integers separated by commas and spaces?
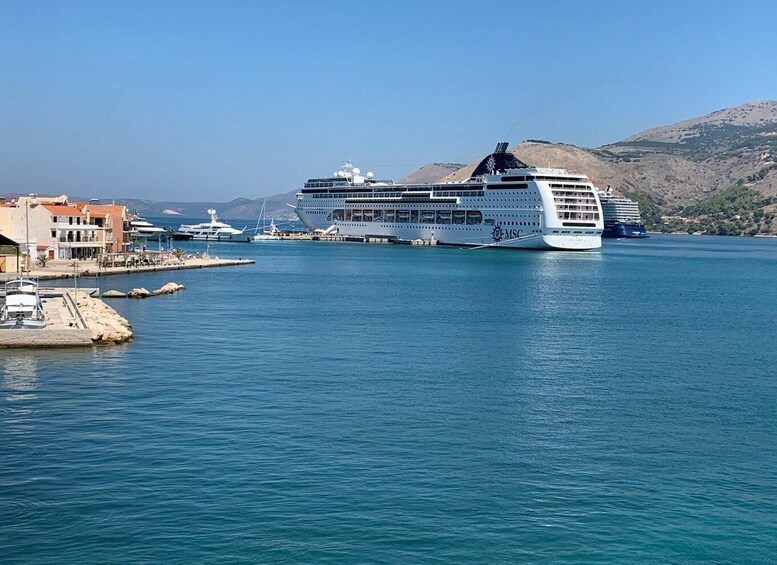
0, 278, 46, 329
129, 218, 169, 241
172, 209, 251, 242
294, 143, 603, 250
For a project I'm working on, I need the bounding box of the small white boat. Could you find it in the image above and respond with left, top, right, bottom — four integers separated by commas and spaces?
173, 209, 251, 242
0, 278, 46, 329
252, 200, 282, 242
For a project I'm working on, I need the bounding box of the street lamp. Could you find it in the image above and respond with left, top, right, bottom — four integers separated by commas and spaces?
25, 193, 37, 273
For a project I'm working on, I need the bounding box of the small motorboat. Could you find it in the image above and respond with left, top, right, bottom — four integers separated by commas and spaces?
0, 278, 46, 329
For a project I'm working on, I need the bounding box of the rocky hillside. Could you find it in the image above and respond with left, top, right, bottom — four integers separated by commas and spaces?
430, 100, 777, 235
400, 163, 464, 184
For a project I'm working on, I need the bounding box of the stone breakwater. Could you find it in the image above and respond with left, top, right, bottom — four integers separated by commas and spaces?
103, 282, 186, 299
73, 291, 133, 344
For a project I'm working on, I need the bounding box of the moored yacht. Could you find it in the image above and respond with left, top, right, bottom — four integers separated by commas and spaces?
294, 143, 603, 250
172, 209, 251, 242
0, 278, 46, 329
129, 217, 170, 241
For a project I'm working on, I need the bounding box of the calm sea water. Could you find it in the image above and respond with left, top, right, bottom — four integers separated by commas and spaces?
2, 235, 776, 563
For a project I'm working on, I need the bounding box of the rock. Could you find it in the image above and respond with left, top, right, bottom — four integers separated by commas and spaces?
127, 288, 151, 299
102, 290, 127, 298
151, 282, 185, 296
72, 291, 133, 344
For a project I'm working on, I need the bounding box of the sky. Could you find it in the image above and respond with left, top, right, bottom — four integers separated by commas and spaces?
1, 0, 776, 201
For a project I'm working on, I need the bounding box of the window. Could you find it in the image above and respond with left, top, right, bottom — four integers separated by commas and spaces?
436, 211, 452, 225
466, 211, 482, 225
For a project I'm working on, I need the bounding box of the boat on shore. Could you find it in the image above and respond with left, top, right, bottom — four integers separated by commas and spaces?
293, 143, 603, 250
0, 278, 46, 329
172, 209, 252, 242
597, 187, 648, 238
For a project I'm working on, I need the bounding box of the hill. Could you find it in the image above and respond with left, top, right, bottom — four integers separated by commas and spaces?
5, 101, 775, 234
417, 100, 777, 235
400, 163, 464, 184
108, 191, 299, 222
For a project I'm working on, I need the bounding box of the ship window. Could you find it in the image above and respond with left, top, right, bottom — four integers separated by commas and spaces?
466, 211, 482, 225
345, 210, 352, 220
420, 211, 435, 224
410, 210, 419, 223
384, 210, 396, 222
397, 210, 410, 223
373, 210, 383, 222
332, 209, 344, 221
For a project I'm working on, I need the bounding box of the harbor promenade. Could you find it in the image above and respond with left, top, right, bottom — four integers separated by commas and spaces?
1, 254, 254, 283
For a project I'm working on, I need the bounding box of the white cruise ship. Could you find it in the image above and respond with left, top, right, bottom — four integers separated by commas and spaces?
294, 143, 603, 250
597, 187, 648, 238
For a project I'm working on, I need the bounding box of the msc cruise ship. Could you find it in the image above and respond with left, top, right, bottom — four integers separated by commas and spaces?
294, 143, 603, 250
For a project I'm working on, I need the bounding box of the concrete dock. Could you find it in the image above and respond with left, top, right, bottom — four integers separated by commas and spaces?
0, 291, 93, 348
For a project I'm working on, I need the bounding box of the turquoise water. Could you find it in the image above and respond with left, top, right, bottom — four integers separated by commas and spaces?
2, 235, 776, 563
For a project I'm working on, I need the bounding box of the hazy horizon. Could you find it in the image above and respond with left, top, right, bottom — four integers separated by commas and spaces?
2, 0, 776, 202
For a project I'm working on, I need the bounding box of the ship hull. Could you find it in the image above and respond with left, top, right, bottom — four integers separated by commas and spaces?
295, 209, 601, 251
602, 223, 648, 238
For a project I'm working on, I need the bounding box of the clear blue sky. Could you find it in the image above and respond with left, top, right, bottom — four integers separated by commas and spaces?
1, 0, 776, 201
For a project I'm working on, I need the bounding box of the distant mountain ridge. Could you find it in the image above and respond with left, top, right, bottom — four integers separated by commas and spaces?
113, 192, 299, 222
4, 101, 774, 234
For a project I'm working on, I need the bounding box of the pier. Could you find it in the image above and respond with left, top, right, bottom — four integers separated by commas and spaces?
0, 289, 121, 348
1, 255, 254, 283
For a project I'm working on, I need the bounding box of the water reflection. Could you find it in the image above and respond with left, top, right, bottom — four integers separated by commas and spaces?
3, 354, 39, 402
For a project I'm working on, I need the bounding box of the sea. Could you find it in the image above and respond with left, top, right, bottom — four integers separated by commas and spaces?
1, 234, 776, 564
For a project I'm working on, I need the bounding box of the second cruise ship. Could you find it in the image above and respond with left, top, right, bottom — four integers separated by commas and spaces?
597, 187, 648, 238
294, 143, 603, 250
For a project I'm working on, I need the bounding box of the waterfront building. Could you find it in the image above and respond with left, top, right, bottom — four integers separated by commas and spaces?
0, 195, 105, 261
77, 203, 131, 254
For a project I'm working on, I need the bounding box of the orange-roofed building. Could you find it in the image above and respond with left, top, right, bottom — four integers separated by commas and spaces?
76, 203, 130, 254
0, 195, 103, 261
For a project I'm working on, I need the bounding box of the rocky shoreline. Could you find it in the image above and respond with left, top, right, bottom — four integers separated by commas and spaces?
73, 291, 134, 344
